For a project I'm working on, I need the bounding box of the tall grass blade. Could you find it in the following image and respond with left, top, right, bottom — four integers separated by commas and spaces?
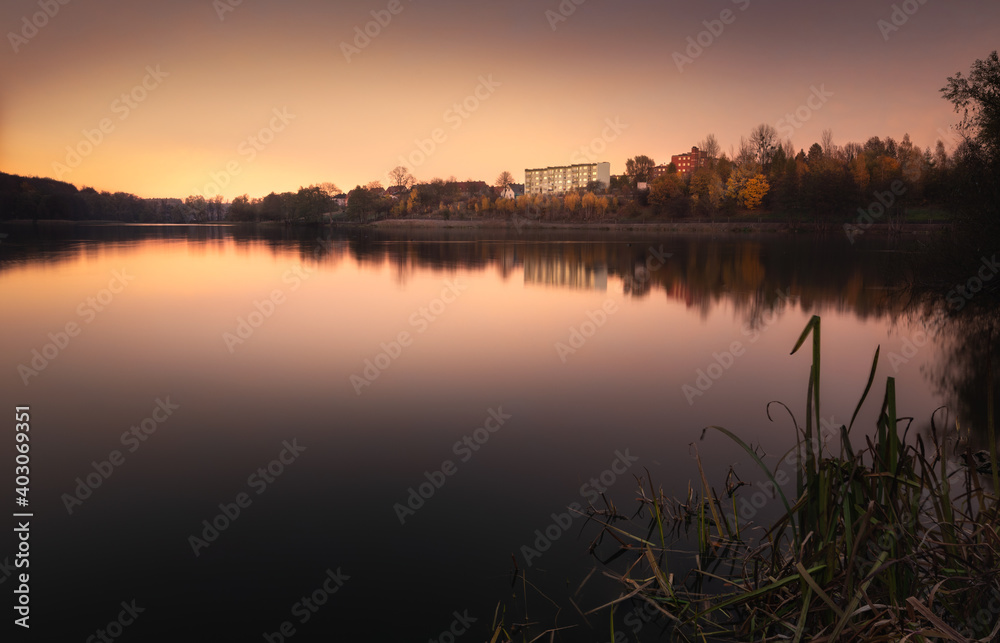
848, 346, 880, 434
694, 446, 726, 545
789, 315, 820, 357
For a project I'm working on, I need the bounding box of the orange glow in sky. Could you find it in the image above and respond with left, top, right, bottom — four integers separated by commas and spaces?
1, 0, 997, 199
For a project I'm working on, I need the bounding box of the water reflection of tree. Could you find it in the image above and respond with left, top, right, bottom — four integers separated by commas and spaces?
923, 310, 1000, 443
905, 50, 1000, 449
3, 224, 921, 326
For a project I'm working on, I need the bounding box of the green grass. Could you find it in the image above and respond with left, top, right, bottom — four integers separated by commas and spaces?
578, 315, 1000, 642
904, 205, 953, 222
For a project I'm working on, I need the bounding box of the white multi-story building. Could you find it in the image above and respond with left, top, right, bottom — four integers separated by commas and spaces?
525, 162, 610, 194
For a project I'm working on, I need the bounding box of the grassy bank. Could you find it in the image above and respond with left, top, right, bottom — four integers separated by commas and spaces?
369, 217, 950, 238
609, 316, 997, 641
494, 316, 1000, 642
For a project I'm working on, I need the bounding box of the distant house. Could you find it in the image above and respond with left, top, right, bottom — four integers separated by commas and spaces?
500, 184, 524, 199
385, 185, 410, 200
333, 194, 348, 208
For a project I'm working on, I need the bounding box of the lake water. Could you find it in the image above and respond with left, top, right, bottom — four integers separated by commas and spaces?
0, 223, 973, 640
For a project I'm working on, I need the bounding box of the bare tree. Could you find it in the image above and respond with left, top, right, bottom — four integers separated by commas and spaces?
821, 129, 835, 157
735, 137, 757, 168
314, 182, 341, 197
388, 166, 415, 190
698, 133, 721, 159
783, 139, 796, 161
495, 171, 515, 191
749, 124, 779, 167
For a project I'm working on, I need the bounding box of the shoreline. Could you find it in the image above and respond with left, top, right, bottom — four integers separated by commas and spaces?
366, 218, 951, 235
0, 218, 952, 236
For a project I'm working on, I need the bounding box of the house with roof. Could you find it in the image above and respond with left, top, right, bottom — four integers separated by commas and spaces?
500, 184, 525, 199
385, 185, 411, 200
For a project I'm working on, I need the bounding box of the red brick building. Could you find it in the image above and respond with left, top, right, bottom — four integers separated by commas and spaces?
665, 146, 713, 176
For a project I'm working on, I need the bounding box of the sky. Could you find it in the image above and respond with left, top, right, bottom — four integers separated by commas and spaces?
1, 0, 997, 200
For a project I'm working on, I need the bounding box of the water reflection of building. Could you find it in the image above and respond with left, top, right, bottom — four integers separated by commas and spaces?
524, 256, 608, 290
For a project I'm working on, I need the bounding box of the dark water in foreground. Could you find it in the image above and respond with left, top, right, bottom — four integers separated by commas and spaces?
0, 223, 980, 641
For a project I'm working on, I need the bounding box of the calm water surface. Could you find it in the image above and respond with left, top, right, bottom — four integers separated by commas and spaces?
0, 224, 969, 640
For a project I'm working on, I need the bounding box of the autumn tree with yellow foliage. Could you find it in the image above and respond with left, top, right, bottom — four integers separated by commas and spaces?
581, 192, 597, 219
596, 196, 610, 219
741, 175, 770, 210
725, 164, 771, 210
564, 192, 581, 214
